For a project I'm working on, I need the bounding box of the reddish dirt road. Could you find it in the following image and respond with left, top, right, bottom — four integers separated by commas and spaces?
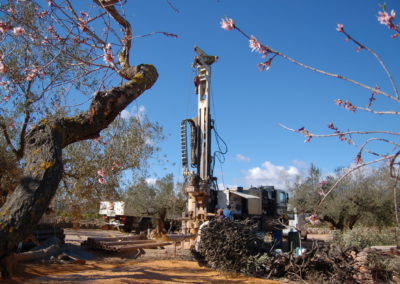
5, 259, 285, 284
4, 229, 287, 284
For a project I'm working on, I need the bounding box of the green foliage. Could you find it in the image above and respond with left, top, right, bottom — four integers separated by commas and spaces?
55, 115, 164, 216
290, 165, 397, 230
331, 227, 397, 248
124, 173, 186, 219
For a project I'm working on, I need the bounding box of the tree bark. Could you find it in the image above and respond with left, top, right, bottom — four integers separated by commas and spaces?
0, 64, 158, 277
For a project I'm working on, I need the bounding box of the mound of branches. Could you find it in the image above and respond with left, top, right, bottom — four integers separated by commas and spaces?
192, 219, 399, 283
193, 219, 272, 276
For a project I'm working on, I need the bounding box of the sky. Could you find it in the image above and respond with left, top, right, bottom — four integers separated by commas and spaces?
97, 0, 400, 189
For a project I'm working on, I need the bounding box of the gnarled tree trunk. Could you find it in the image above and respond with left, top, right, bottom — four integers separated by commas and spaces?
0, 64, 158, 278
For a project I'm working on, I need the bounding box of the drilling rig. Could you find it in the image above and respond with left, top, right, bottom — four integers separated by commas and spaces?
181, 47, 289, 237
181, 47, 218, 235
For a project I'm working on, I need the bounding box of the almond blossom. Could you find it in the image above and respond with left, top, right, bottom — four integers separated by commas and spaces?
355, 153, 363, 165
97, 169, 107, 177
98, 178, 107, 185
0, 21, 11, 33
307, 214, 320, 225
0, 62, 6, 74
103, 43, 114, 64
113, 161, 124, 169
220, 17, 235, 31
13, 27, 25, 36
257, 58, 272, 71
377, 9, 396, 26
336, 24, 344, 32
249, 36, 262, 53
2, 95, 10, 102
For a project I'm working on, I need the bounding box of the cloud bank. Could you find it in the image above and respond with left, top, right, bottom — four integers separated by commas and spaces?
243, 161, 304, 189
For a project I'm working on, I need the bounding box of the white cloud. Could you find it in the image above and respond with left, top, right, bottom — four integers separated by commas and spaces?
243, 161, 301, 189
132, 105, 146, 120
121, 105, 146, 121
236, 154, 251, 163
145, 177, 157, 185
120, 109, 131, 119
144, 136, 155, 145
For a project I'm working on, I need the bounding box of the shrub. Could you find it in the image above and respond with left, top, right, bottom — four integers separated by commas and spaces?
331, 227, 397, 248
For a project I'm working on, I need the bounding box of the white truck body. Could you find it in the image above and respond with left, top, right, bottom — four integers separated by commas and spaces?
99, 201, 135, 217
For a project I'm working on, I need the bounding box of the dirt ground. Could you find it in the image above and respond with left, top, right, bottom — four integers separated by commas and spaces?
5, 258, 285, 284
3, 229, 292, 284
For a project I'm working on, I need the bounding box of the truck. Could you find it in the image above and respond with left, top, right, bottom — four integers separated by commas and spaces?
216, 186, 289, 231
282, 208, 309, 240
180, 47, 288, 235
99, 201, 153, 233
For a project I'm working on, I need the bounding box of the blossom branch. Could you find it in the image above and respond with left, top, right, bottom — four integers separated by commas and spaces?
220, 18, 398, 102
315, 156, 388, 211
337, 24, 399, 99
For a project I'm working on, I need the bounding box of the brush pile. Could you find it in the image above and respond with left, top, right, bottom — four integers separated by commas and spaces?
192, 219, 399, 283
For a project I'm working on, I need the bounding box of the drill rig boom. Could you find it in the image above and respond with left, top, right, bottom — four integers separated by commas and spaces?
181, 47, 218, 234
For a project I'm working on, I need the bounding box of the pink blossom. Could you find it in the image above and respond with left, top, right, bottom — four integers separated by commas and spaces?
355, 46, 361, 53
2, 95, 10, 102
29, 124, 35, 130
0, 62, 6, 74
98, 178, 107, 185
13, 27, 25, 36
25, 68, 44, 81
335, 99, 343, 106
78, 18, 89, 32
249, 36, 262, 53
377, 9, 395, 26
336, 24, 344, 32
0, 80, 9, 86
307, 214, 320, 225
343, 100, 356, 112
28, 33, 35, 42
257, 58, 272, 71
48, 0, 54, 6
26, 73, 36, 81
103, 43, 114, 64
113, 161, 124, 169
0, 21, 11, 33
80, 11, 90, 18
355, 153, 363, 165
38, 11, 48, 19
220, 17, 235, 31
97, 169, 107, 177
304, 136, 312, 143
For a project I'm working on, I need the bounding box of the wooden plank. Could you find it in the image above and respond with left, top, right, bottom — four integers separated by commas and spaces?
85, 235, 145, 242
100, 240, 156, 246
166, 234, 195, 242
116, 242, 172, 252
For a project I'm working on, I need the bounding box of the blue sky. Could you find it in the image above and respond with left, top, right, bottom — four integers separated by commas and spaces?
114, 0, 400, 189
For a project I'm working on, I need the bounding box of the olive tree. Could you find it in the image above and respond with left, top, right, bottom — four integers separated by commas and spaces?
290, 165, 396, 231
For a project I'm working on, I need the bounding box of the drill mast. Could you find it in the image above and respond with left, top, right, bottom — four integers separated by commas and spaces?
181, 47, 218, 234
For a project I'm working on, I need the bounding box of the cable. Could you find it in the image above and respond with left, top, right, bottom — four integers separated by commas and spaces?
210, 120, 228, 189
